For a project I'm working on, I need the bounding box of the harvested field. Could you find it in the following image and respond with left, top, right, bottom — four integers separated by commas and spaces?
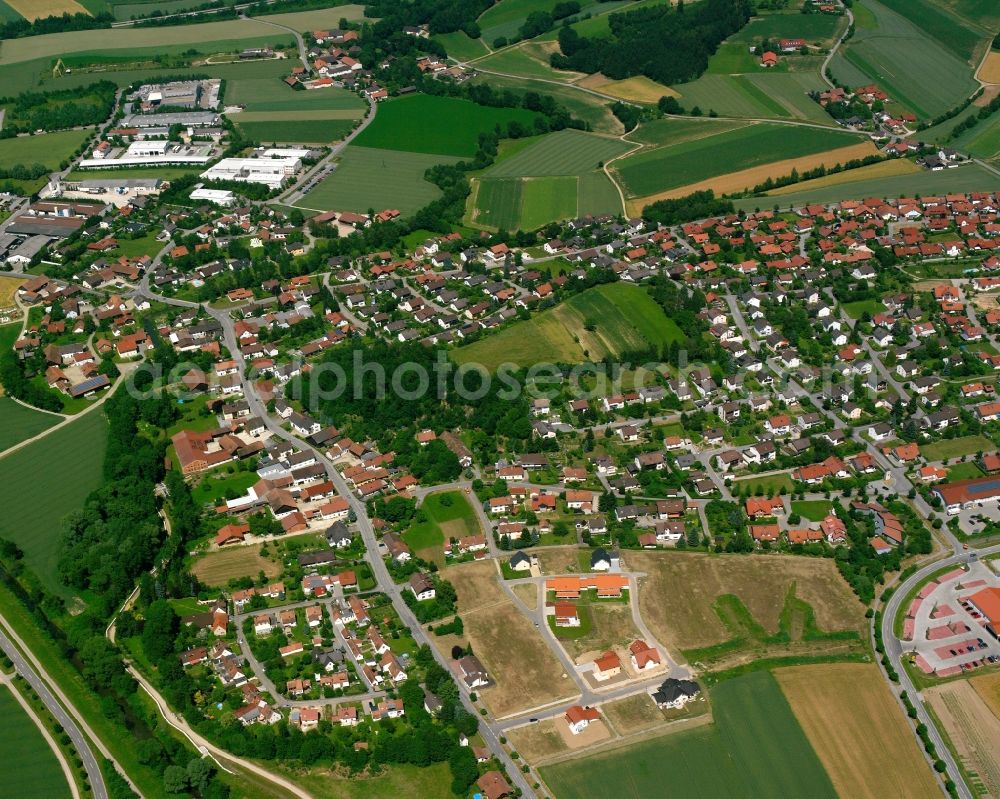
190, 543, 280, 587
766, 156, 921, 196
777, 663, 939, 799
624, 141, 879, 215
979, 52, 1000, 84
972, 293, 1000, 311
971, 671, 1000, 720
6, 0, 88, 20
592, 75, 679, 103
512, 583, 539, 610
507, 720, 568, 762
630, 552, 865, 651
0, 275, 23, 307
535, 547, 584, 575
441, 561, 575, 717
926, 679, 1000, 798
445, 560, 507, 612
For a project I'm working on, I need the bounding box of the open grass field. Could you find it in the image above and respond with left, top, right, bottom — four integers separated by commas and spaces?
602, 692, 709, 737
542, 670, 836, 799
776, 663, 939, 799
453, 283, 684, 370
0, 397, 58, 452
0, 685, 72, 799
732, 472, 794, 494
282, 762, 453, 799
352, 94, 539, 157
732, 12, 843, 44
472, 177, 523, 229
829, 0, 979, 120
300, 147, 460, 215
476, 0, 613, 43
405, 490, 480, 564
189, 542, 280, 588
0, 0, 23, 21
842, 297, 886, 319
734, 161, 1000, 210
925, 679, 1000, 798
0, 409, 106, 596
434, 30, 490, 62
485, 128, 633, 178
0, 129, 90, 170
613, 123, 858, 198
560, 600, 642, 660
236, 118, 356, 144
629, 551, 865, 651
874, 0, 986, 63
440, 560, 575, 718
520, 176, 579, 230
577, 170, 621, 215
627, 117, 750, 147
475, 44, 584, 82
947, 461, 985, 481
919, 434, 994, 461
790, 499, 833, 522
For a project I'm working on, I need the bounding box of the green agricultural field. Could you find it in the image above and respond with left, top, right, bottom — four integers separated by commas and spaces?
68, 166, 203, 183
613, 123, 856, 198
236, 118, 356, 144
484, 128, 634, 178
874, 0, 984, 62
627, 117, 751, 147
542, 671, 836, 799
0, 0, 22, 22
0, 129, 91, 170
434, 30, 491, 61
0, 409, 107, 596
0, 686, 72, 799
943, 0, 1000, 29
520, 176, 578, 229
733, 161, 1000, 210
404, 490, 481, 564
829, 0, 979, 119
226, 79, 366, 113
476, 0, 616, 43
473, 178, 524, 229
453, 283, 683, 370
475, 45, 582, 81
0, 397, 58, 452
352, 94, 540, 157
732, 12, 843, 44
300, 146, 459, 215
467, 72, 623, 135
577, 170, 622, 215
676, 72, 833, 123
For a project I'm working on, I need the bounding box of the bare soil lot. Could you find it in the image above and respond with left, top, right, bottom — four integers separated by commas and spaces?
602, 692, 709, 737
535, 546, 585, 575
777, 663, 939, 799
563, 602, 643, 661
926, 678, 1000, 798
190, 543, 280, 587
630, 552, 865, 651
512, 582, 539, 610
445, 560, 507, 611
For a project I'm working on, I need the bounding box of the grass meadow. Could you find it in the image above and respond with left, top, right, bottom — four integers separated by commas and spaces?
236, 118, 356, 144
542, 671, 837, 799
0, 397, 58, 452
300, 147, 460, 215
0, 129, 90, 169
674, 72, 834, 124
352, 94, 540, 157
0, 686, 72, 799
0, 409, 107, 596
484, 128, 633, 178
454, 283, 682, 369
404, 490, 481, 564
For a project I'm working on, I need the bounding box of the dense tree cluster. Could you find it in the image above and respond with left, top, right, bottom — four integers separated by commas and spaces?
552, 0, 753, 84
642, 190, 735, 227
0, 349, 64, 412
0, 81, 116, 136
0, 11, 112, 40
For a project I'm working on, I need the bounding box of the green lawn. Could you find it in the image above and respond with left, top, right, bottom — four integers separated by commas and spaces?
791, 500, 833, 522
734, 473, 795, 495
919, 435, 995, 462
404, 490, 481, 563
842, 299, 886, 319
946, 461, 984, 481
352, 94, 541, 157
300, 147, 460, 215
0, 397, 58, 453
191, 470, 259, 507
113, 231, 163, 259
454, 283, 683, 370
613, 123, 857, 198
0, 685, 72, 799
0, 410, 107, 596
484, 128, 634, 178
542, 671, 836, 799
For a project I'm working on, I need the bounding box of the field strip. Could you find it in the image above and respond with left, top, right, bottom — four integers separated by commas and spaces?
3, 679, 79, 799
624, 140, 879, 214
979, 52, 1000, 86
235, 110, 363, 122
623, 119, 759, 148
765, 156, 920, 196
5, 0, 88, 21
